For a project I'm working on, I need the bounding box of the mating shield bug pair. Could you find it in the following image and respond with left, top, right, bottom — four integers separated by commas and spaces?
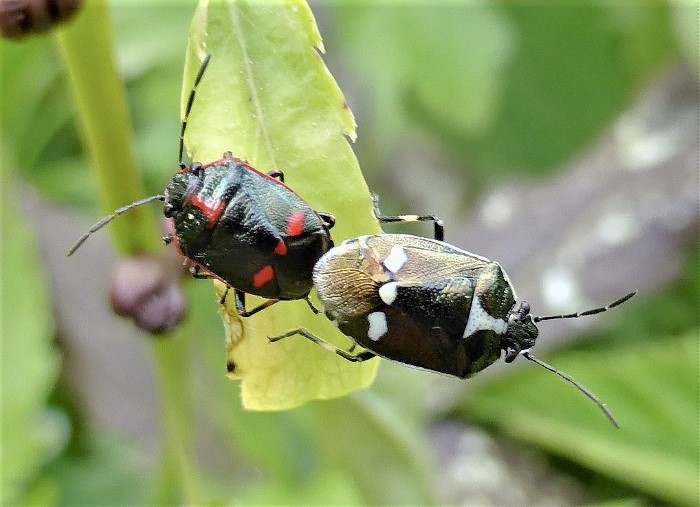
68, 54, 335, 317
70, 54, 635, 427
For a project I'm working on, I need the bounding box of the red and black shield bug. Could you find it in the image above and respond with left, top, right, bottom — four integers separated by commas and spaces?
69, 54, 335, 317
271, 198, 636, 428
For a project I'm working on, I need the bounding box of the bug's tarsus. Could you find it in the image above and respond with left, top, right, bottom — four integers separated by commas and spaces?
179, 53, 212, 166
267, 169, 284, 182
319, 213, 336, 230
269, 328, 377, 363
304, 296, 320, 314
521, 350, 620, 429
67, 195, 165, 256
372, 193, 445, 241
533, 292, 637, 323
234, 289, 278, 317
220, 286, 230, 305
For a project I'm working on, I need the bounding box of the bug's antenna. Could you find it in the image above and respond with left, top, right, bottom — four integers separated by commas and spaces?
521, 350, 620, 429
179, 53, 212, 167
533, 292, 637, 323
67, 195, 165, 256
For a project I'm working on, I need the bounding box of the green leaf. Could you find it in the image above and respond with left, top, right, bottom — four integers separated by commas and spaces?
41, 434, 149, 505
335, 3, 678, 178
671, 1, 700, 72
1, 172, 61, 504
182, 0, 380, 410
422, 3, 676, 173
462, 332, 698, 506
238, 470, 363, 506
310, 391, 437, 505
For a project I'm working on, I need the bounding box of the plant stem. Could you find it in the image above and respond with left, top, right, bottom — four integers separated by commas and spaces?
151, 336, 201, 505
55, 0, 158, 254
55, 2, 200, 503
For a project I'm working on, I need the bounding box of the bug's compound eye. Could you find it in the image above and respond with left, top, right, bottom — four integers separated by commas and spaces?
520, 301, 531, 315
504, 347, 518, 363
190, 162, 203, 176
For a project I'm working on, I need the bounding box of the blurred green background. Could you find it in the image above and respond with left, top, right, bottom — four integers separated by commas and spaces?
1, 1, 697, 505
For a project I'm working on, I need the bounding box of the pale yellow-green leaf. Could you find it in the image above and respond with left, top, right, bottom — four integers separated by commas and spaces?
183, 0, 380, 410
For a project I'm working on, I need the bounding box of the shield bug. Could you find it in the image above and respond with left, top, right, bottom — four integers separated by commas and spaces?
68, 54, 335, 317
271, 200, 635, 427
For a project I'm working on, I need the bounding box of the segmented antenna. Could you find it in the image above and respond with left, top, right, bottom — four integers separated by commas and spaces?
534, 292, 637, 323
69, 54, 214, 257
179, 53, 212, 167
522, 291, 637, 428
67, 195, 165, 256
521, 351, 620, 429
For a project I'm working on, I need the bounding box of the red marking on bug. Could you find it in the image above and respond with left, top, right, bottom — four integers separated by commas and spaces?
189, 194, 226, 227
287, 211, 306, 237
274, 240, 288, 256
253, 265, 275, 288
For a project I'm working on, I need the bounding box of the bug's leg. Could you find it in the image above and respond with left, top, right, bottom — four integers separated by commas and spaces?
234, 290, 278, 317
372, 193, 444, 241
189, 264, 211, 279
269, 328, 376, 362
303, 296, 320, 314
318, 213, 336, 230
179, 54, 211, 167
219, 286, 230, 305
267, 169, 285, 182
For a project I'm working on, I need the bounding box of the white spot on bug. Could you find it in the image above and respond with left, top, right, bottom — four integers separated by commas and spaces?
383, 245, 407, 274
367, 311, 388, 341
463, 296, 507, 338
187, 213, 195, 220
378, 282, 399, 305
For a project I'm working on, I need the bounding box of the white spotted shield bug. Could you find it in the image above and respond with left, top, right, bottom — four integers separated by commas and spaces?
271, 197, 636, 428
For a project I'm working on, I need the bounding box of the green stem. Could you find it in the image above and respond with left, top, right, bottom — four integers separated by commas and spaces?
55, 0, 158, 254
55, 2, 200, 503
151, 336, 201, 505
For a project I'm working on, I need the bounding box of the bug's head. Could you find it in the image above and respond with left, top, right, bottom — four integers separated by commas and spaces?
497, 292, 637, 428
502, 301, 538, 362
163, 163, 203, 218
